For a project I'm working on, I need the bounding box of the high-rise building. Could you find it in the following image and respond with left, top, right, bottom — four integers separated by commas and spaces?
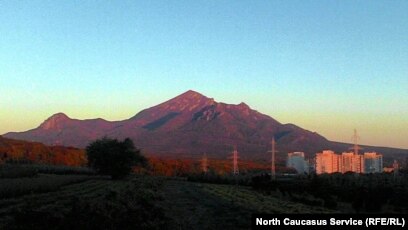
315, 150, 341, 174
364, 152, 383, 173
341, 152, 354, 173
353, 154, 364, 173
341, 152, 364, 173
287, 152, 309, 174
315, 150, 384, 175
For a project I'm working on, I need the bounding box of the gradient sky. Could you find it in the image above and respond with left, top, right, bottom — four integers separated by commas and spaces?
1, 1, 407, 149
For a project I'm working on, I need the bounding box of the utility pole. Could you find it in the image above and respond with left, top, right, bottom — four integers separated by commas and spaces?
268, 138, 277, 180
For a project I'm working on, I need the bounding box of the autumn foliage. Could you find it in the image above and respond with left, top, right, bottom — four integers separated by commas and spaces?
147, 157, 273, 176
0, 136, 86, 166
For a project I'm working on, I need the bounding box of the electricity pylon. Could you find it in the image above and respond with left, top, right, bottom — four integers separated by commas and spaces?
231, 145, 239, 175
201, 153, 208, 174
267, 138, 278, 180
350, 129, 363, 155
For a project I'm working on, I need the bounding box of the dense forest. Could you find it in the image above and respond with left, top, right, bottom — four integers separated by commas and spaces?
0, 137, 86, 166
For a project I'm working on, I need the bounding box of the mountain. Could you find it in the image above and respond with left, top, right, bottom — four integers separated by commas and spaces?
5, 113, 116, 148
4, 90, 408, 162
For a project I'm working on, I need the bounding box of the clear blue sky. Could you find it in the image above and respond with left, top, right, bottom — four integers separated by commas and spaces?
1, 0, 407, 148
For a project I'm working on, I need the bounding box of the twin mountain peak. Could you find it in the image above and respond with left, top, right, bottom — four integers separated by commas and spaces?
42, 90, 255, 129
5, 90, 404, 159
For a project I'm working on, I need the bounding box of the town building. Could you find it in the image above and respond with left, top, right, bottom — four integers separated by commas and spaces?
315, 150, 383, 174
363, 152, 383, 173
315, 150, 341, 174
287, 152, 309, 174
341, 152, 364, 173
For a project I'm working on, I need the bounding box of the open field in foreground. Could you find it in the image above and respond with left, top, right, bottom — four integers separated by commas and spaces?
0, 174, 335, 230
160, 179, 335, 230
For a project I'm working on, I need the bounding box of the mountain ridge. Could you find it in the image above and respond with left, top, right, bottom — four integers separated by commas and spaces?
4, 90, 408, 162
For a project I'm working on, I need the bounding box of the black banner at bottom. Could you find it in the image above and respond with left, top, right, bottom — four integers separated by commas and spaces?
252, 214, 407, 229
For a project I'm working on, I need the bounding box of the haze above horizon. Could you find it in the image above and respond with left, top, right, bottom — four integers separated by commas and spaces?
1, 1, 407, 149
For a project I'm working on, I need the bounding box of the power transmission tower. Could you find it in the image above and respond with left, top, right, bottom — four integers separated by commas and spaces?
201, 153, 208, 174
350, 129, 363, 155
267, 138, 278, 180
231, 145, 239, 175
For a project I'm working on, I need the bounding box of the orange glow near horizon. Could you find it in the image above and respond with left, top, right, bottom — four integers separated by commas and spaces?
1, 90, 407, 149
1, 106, 407, 150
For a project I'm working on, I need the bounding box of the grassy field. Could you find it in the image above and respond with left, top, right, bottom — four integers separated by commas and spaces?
160, 179, 336, 230
0, 174, 166, 229
0, 173, 336, 229
0, 175, 106, 228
